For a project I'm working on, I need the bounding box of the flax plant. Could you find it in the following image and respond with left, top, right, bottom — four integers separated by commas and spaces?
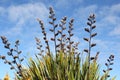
23, 7, 115, 80
49, 7, 58, 54
83, 14, 98, 79
57, 16, 67, 53
0, 7, 115, 80
0, 37, 24, 77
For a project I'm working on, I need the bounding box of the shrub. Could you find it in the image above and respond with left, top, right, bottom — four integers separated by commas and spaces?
0, 7, 115, 80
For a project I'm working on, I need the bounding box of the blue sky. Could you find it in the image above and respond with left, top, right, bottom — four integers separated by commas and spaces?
0, 0, 120, 79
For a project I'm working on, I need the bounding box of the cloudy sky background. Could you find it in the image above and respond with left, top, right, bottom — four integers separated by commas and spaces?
0, 0, 120, 79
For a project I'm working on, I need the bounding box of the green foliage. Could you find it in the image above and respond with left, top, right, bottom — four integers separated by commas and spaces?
19, 52, 113, 80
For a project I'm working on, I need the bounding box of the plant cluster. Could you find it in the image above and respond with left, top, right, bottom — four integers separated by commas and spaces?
0, 36, 24, 77
0, 7, 115, 80
103, 55, 115, 78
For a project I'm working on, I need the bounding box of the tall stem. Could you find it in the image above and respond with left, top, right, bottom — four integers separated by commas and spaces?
88, 23, 92, 79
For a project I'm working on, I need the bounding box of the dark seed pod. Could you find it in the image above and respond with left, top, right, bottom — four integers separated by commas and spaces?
19, 74, 22, 77
49, 7, 54, 13
107, 75, 110, 77
43, 37, 46, 40
55, 33, 59, 36
35, 37, 40, 43
6, 43, 10, 47
109, 68, 112, 70
7, 52, 12, 55
92, 25, 96, 29
4, 45, 9, 49
58, 30, 62, 34
103, 70, 106, 73
91, 33, 97, 37
8, 61, 11, 65
62, 34, 66, 37
37, 47, 40, 49
70, 41, 74, 44
53, 18, 56, 21
70, 19, 74, 23
54, 24, 58, 28
107, 59, 110, 62
45, 40, 48, 43
12, 60, 16, 64
49, 21, 53, 24
10, 66, 15, 70
10, 49, 13, 52
40, 45, 42, 47
91, 43, 96, 47
67, 45, 70, 49
67, 38, 70, 40
88, 18, 91, 21
43, 32, 46, 36
51, 38, 55, 41
56, 44, 60, 47
17, 71, 20, 74
84, 49, 88, 53
42, 27, 45, 30
49, 29, 54, 32
42, 31, 44, 34
84, 28, 90, 33
18, 51, 22, 54
41, 50, 44, 52
90, 57, 95, 60
1, 56, 5, 60
13, 56, 18, 59
71, 28, 73, 30
59, 24, 62, 27
110, 63, 113, 65
63, 27, 66, 30
15, 40, 19, 44
63, 16, 67, 21
87, 22, 91, 26
105, 63, 108, 66
83, 38, 89, 42
70, 34, 74, 36
57, 38, 61, 41
17, 64, 21, 69
110, 55, 114, 59
93, 20, 96, 23
68, 30, 70, 33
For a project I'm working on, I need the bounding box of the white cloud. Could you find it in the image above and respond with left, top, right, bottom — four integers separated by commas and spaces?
73, 5, 97, 21
78, 5, 97, 14
0, 6, 5, 15
70, 4, 120, 69
100, 4, 120, 24
110, 4, 120, 15
0, 7, 4, 12
88, 4, 120, 36
8, 3, 48, 22
1, 3, 49, 37
98, 4, 120, 16
3, 19, 24, 36
107, 4, 120, 36
55, 0, 83, 9
72, 4, 120, 37
83, 5, 97, 14
110, 26, 120, 36
104, 16, 119, 25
